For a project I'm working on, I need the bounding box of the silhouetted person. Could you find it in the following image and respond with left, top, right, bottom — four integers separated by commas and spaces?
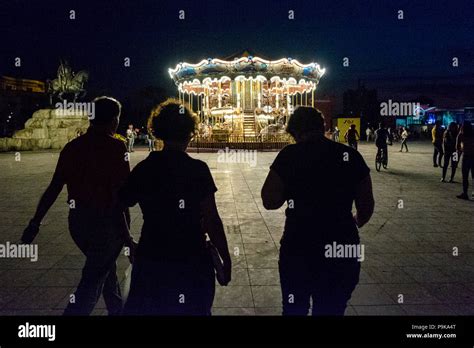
432, 120, 444, 167
344, 124, 359, 150
375, 122, 391, 168
456, 122, 474, 200
441, 122, 459, 183
261, 107, 374, 316
22, 97, 134, 315
121, 99, 231, 315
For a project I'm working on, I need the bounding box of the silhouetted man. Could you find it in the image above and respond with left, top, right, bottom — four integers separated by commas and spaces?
432, 120, 444, 167
375, 122, 392, 168
22, 96, 134, 315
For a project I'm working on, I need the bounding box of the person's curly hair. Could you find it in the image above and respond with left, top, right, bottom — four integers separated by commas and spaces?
286, 106, 325, 139
147, 98, 198, 142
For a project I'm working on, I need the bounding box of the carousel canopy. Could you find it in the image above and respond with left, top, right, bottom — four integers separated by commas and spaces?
168, 50, 325, 85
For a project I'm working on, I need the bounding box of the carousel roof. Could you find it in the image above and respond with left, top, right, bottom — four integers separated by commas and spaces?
168, 52, 325, 85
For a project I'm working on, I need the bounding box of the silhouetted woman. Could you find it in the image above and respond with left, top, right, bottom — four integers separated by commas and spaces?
262, 107, 374, 316
120, 99, 231, 315
441, 122, 459, 183
456, 121, 474, 200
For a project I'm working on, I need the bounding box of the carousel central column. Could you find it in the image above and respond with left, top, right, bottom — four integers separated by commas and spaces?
205, 84, 210, 118
236, 80, 241, 110
286, 83, 291, 115
257, 80, 262, 108
218, 80, 222, 108
241, 80, 245, 111
250, 79, 254, 109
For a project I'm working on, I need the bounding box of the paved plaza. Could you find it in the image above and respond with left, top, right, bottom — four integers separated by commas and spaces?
0, 141, 473, 315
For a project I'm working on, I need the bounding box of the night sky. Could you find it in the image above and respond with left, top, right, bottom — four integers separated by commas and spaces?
1, 0, 473, 110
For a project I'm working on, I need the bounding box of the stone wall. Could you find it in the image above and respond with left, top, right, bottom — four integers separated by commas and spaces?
0, 109, 89, 151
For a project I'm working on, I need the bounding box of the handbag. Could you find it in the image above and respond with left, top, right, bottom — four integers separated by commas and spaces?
206, 240, 226, 285
122, 264, 133, 303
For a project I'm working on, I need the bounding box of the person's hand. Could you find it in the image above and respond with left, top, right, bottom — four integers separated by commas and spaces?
221, 262, 232, 286
124, 237, 138, 264
353, 214, 359, 228
21, 219, 41, 244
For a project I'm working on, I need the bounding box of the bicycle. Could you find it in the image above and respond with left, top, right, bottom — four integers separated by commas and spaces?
375, 147, 388, 171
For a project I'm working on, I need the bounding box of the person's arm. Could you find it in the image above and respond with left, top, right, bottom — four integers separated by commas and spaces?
22, 171, 65, 243
353, 175, 375, 228
201, 193, 232, 285
31, 177, 64, 224
261, 169, 286, 210
456, 134, 463, 153
116, 150, 136, 244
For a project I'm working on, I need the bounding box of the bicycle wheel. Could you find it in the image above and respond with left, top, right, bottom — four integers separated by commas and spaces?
382, 149, 388, 169
375, 152, 382, 172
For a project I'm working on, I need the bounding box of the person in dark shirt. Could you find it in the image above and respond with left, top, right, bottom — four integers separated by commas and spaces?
375, 122, 392, 168
22, 97, 133, 315
120, 99, 231, 315
432, 120, 444, 167
344, 124, 360, 150
441, 122, 459, 183
261, 107, 374, 316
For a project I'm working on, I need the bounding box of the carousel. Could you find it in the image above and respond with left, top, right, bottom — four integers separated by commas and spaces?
168, 50, 325, 143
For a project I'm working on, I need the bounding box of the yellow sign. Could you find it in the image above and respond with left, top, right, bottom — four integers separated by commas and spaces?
336, 118, 361, 143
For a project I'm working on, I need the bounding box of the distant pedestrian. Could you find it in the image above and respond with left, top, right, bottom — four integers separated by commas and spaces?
145, 131, 155, 152
399, 127, 409, 152
344, 124, 359, 150
334, 127, 340, 142
432, 121, 444, 167
456, 122, 474, 200
126, 124, 135, 152
441, 122, 459, 183
365, 127, 372, 142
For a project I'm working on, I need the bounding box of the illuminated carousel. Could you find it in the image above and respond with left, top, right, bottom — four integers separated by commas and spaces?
168, 51, 325, 147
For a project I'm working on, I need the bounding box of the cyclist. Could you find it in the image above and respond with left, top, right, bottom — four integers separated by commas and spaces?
344, 124, 360, 150
375, 122, 392, 168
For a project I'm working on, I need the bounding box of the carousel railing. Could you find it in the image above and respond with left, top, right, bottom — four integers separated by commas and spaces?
189, 133, 292, 150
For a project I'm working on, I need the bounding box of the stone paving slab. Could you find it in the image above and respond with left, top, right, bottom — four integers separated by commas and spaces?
0, 141, 473, 315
